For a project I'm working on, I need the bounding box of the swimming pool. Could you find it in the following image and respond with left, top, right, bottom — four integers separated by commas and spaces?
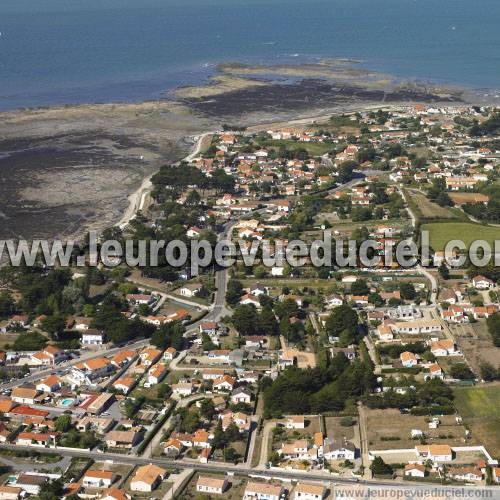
59, 398, 74, 407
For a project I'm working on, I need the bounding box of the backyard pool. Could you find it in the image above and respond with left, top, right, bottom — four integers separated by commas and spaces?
59, 398, 75, 407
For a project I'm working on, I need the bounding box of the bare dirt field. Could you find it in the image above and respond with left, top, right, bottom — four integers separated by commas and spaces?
450, 320, 500, 375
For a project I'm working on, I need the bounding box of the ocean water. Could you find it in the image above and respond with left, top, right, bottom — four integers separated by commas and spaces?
0, 0, 499, 111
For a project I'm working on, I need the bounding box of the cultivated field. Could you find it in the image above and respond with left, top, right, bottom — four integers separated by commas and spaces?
454, 384, 500, 456
421, 222, 500, 250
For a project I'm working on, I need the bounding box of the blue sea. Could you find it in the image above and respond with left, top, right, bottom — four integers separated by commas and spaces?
0, 0, 499, 111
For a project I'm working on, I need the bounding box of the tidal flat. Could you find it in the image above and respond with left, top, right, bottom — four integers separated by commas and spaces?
0, 61, 467, 240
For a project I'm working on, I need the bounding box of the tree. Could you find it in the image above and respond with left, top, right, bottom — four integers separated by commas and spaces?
223, 447, 239, 463
399, 282, 416, 301
54, 414, 72, 432
38, 479, 64, 500
157, 383, 171, 399
337, 161, 357, 183
13, 331, 47, 351
449, 363, 475, 380
438, 263, 449, 280
479, 362, 499, 381
370, 456, 393, 476
41, 315, 66, 340
226, 279, 243, 306
486, 313, 500, 347
231, 304, 261, 336
0, 291, 15, 319
260, 306, 279, 336
325, 305, 358, 338
151, 321, 185, 350
199, 399, 216, 420
351, 279, 369, 296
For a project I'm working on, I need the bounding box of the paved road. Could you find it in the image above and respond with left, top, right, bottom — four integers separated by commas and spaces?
1, 443, 495, 493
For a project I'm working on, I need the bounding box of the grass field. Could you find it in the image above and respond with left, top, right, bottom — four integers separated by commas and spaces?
421, 222, 500, 250
454, 385, 500, 418
409, 190, 459, 219
257, 138, 334, 156
454, 384, 500, 456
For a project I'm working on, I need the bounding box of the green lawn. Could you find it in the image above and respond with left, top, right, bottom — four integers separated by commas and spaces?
421, 222, 500, 251
454, 385, 500, 419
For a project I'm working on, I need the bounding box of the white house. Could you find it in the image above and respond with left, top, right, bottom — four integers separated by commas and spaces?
244, 482, 283, 500
130, 464, 167, 493
36, 375, 61, 393
285, 416, 305, 429
196, 476, 228, 495
472, 275, 495, 290
400, 351, 419, 368
82, 330, 105, 346
430, 339, 455, 357
230, 387, 252, 404
179, 283, 202, 297
404, 464, 426, 478
293, 483, 326, 500
415, 444, 453, 462
322, 437, 356, 460
82, 470, 115, 489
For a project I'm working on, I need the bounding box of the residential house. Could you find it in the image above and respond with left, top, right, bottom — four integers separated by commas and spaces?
164, 438, 183, 457
14, 475, 47, 496
82, 330, 106, 346
0, 485, 22, 499
130, 464, 167, 492
30, 346, 65, 366
113, 377, 136, 394
472, 275, 495, 290
126, 294, 155, 306
322, 437, 356, 460
139, 347, 162, 367
415, 444, 453, 462
244, 482, 283, 500
16, 431, 55, 447
430, 339, 456, 357
448, 467, 483, 482
196, 476, 228, 495
179, 283, 202, 297
148, 363, 168, 385
82, 470, 115, 489
99, 488, 130, 500
400, 351, 419, 368
11, 387, 40, 405
163, 347, 177, 361
293, 483, 326, 500
285, 416, 305, 429
36, 375, 61, 393
231, 387, 252, 404
325, 294, 343, 309
172, 382, 195, 397
404, 464, 426, 478
105, 429, 142, 449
